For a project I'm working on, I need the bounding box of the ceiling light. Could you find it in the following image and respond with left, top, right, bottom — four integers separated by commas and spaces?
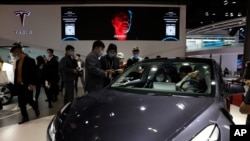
238, 12, 242, 17
224, 0, 228, 5
225, 12, 229, 17
230, 12, 234, 17
232, 1, 237, 4
205, 12, 209, 16
212, 13, 216, 16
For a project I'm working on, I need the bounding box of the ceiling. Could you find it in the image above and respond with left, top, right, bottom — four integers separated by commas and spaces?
0, 0, 248, 29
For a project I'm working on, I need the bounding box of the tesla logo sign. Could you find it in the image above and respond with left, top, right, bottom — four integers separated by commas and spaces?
14, 10, 30, 27
14, 10, 32, 35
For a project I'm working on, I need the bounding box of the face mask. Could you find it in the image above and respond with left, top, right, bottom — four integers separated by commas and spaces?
98, 50, 104, 57
108, 53, 115, 58
156, 77, 164, 82
14, 56, 20, 60
70, 51, 75, 56
133, 54, 139, 59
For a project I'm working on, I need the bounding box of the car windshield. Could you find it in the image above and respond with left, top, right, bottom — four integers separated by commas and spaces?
111, 58, 215, 96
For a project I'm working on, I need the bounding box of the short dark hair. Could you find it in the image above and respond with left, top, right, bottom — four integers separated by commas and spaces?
107, 43, 117, 52
76, 54, 81, 57
10, 42, 22, 53
179, 65, 192, 74
65, 45, 74, 51
132, 46, 140, 52
156, 55, 161, 58
92, 40, 105, 51
47, 48, 54, 54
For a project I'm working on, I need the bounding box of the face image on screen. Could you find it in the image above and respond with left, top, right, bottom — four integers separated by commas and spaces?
61, 6, 180, 41
111, 10, 132, 40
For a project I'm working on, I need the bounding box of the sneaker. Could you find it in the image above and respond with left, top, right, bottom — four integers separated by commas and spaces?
18, 117, 29, 124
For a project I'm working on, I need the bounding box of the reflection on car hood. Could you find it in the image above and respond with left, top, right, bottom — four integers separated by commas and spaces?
64, 89, 214, 141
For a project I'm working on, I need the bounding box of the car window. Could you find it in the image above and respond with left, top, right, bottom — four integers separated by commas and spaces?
111, 59, 214, 96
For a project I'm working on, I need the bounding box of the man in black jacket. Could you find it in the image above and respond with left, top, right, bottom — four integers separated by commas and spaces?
126, 46, 143, 68
44, 48, 59, 107
10, 43, 40, 124
59, 45, 77, 105
85, 40, 114, 93
74, 54, 85, 92
100, 43, 122, 87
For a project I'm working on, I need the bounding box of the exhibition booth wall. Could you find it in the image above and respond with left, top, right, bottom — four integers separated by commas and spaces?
0, 4, 186, 61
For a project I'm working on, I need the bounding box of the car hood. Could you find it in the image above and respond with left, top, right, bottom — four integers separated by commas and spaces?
62, 89, 216, 141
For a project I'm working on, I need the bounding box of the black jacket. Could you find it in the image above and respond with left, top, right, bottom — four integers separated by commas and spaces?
14, 56, 36, 86
100, 55, 120, 86
44, 55, 59, 82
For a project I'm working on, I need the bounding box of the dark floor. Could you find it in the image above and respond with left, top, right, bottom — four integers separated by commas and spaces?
0, 87, 85, 128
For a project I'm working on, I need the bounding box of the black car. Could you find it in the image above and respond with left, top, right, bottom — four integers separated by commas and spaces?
47, 57, 245, 141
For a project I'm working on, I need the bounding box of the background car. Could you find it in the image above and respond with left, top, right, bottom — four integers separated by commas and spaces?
0, 62, 16, 105
47, 57, 245, 141
0, 83, 15, 105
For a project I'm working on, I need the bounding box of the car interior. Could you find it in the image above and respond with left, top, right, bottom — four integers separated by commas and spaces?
111, 61, 213, 95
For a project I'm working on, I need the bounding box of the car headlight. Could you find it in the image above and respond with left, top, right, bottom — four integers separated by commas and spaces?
48, 102, 71, 141
60, 102, 71, 114
191, 124, 220, 141
48, 118, 56, 141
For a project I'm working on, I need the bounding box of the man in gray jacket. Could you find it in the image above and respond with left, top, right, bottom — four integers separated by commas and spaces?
59, 45, 77, 105
85, 40, 114, 94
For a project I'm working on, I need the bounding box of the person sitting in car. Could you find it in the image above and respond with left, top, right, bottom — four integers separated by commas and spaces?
176, 65, 207, 93
144, 68, 171, 88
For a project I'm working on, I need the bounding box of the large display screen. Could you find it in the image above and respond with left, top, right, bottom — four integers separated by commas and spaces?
61, 6, 180, 41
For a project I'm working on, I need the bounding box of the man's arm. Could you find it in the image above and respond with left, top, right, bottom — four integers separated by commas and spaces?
240, 88, 250, 114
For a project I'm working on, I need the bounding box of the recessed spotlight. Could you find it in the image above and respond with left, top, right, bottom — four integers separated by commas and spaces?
224, 0, 228, 5
238, 12, 242, 17
212, 13, 216, 16
232, 1, 237, 4
225, 12, 229, 17
205, 12, 209, 16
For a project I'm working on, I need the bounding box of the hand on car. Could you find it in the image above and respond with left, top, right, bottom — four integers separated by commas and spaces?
28, 84, 35, 91
245, 79, 250, 86
239, 102, 250, 114
116, 69, 124, 74
106, 69, 115, 74
188, 72, 199, 80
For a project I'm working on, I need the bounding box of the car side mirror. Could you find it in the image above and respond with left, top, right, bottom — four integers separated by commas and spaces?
227, 81, 245, 95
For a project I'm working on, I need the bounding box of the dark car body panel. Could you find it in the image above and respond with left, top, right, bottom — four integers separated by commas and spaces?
47, 57, 244, 141
54, 89, 231, 141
